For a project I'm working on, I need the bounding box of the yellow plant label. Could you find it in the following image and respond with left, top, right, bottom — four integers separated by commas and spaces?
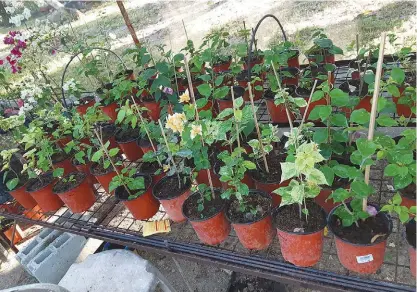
143, 220, 171, 237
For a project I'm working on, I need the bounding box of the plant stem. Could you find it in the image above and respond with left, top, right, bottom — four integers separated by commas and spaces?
182, 19, 189, 42
230, 86, 241, 151
299, 80, 319, 130
342, 201, 360, 228
326, 71, 332, 145
247, 82, 269, 173
158, 119, 182, 189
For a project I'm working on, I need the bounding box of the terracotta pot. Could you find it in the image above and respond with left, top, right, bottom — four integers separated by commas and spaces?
406, 220, 416, 277
315, 183, 350, 214
53, 172, 96, 213
76, 97, 95, 116
137, 138, 154, 154
243, 57, 264, 70
23, 205, 44, 220
2, 225, 23, 244
328, 205, 392, 274
401, 195, 416, 210
287, 50, 300, 68
216, 98, 234, 114
90, 164, 120, 194
276, 204, 326, 267
227, 191, 273, 250
53, 157, 76, 176
100, 102, 119, 122
355, 95, 372, 112
115, 174, 160, 220
142, 101, 161, 121
303, 98, 328, 122
212, 60, 231, 73
57, 136, 72, 148
183, 192, 230, 245
252, 176, 290, 208
281, 67, 300, 86
116, 138, 143, 162
138, 162, 165, 187
0, 202, 20, 214
238, 79, 263, 102
220, 172, 254, 190
72, 160, 98, 187
393, 88, 416, 118
9, 182, 37, 210
196, 168, 222, 188
308, 53, 335, 64
153, 176, 191, 222
26, 176, 64, 212
265, 98, 295, 124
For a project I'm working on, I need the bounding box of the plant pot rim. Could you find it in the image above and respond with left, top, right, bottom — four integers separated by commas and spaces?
182, 189, 226, 223
137, 137, 153, 148
52, 152, 72, 164
275, 202, 327, 235
115, 128, 140, 144
213, 56, 232, 66
327, 203, 393, 247
322, 179, 350, 191
226, 190, 272, 225
250, 154, 287, 184
52, 171, 87, 195
405, 219, 416, 250
26, 172, 55, 193
115, 174, 152, 202
89, 162, 117, 176
9, 177, 30, 192
71, 157, 90, 167
152, 174, 191, 201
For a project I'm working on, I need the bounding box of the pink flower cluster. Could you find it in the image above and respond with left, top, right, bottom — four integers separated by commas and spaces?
1, 31, 27, 74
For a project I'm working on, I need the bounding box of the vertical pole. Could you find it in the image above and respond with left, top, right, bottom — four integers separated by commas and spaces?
116, 1, 141, 47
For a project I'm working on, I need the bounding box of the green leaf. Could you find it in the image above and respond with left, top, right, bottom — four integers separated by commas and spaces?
399, 210, 410, 223
391, 67, 405, 84
393, 174, 412, 190
387, 84, 400, 97
384, 164, 399, 177
117, 109, 126, 122
351, 181, 374, 198
320, 165, 334, 185
330, 88, 349, 107
109, 180, 118, 193
108, 148, 120, 157
376, 115, 398, 127
330, 189, 351, 203
330, 114, 348, 127
53, 168, 64, 178
6, 178, 19, 191
392, 193, 402, 205
308, 105, 331, 121
350, 109, 370, 124
214, 75, 224, 87
363, 72, 375, 84
213, 86, 230, 99
293, 98, 307, 107
313, 128, 328, 144
128, 177, 145, 190
280, 162, 297, 182
308, 168, 328, 185
91, 150, 103, 162
311, 91, 324, 102
356, 138, 376, 157
197, 83, 212, 98
242, 160, 256, 170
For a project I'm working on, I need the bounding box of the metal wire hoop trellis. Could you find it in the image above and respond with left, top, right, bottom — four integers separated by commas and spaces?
247, 14, 287, 80
60, 47, 127, 108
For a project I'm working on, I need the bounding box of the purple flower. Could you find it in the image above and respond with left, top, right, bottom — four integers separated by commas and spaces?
16, 40, 26, 49
4, 36, 14, 45
163, 87, 174, 95
366, 205, 378, 216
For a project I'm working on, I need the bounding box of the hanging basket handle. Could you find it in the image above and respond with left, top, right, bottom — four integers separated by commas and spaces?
60, 47, 127, 108
247, 14, 287, 80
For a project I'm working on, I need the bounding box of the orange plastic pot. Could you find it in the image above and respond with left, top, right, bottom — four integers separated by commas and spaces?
117, 138, 143, 162
26, 176, 64, 212
265, 98, 295, 124
153, 176, 191, 222
24, 205, 44, 220
228, 192, 273, 250
76, 99, 95, 116
276, 204, 326, 267
401, 195, 416, 210
90, 164, 120, 194
308, 53, 335, 64
183, 192, 230, 245
243, 57, 264, 70
287, 50, 300, 68
100, 102, 119, 122
53, 172, 96, 213
142, 101, 161, 121
252, 177, 290, 208
216, 98, 234, 114
393, 92, 416, 118
238, 79, 263, 102
212, 60, 231, 73
53, 157, 76, 176
196, 168, 222, 189
355, 95, 372, 112
0, 202, 20, 214
3, 225, 23, 244
315, 183, 350, 214
73, 160, 98, 187
328, 205, 392, 274
302, 98, 328, 121
57, 135, 71, 148
137, 138, 154, 154
9, 183, 37, 210
115, 175, 160, 220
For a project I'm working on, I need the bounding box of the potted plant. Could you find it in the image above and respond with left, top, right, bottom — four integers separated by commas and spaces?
305, 30, 343, 65
112, 169, 160, 220
200, 29, 232, 73
273, 142, 328, 267
0, 218, 23, 244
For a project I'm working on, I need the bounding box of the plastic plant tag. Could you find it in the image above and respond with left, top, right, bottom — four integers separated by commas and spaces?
143, 220, 171, 237
356, 254, 374, 264
387, 184, 395, 191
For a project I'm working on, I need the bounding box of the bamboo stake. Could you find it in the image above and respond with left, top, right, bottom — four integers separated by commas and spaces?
182, 19, 189, 42
248, 82, 269, 173
363, 33, 387, 212
93, 128, 132, 196
270, 61, 294, 131
130, 96, 162, 167
230, 86, 241, 150
299, 80, 318, 130
183, 57, 216, 198
158, 119, 182, 188
326, 71, 332, 144
116, 1, 140, 47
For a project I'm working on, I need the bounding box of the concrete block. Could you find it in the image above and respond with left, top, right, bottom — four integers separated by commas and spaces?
27, 233, 86, 284
16, 228, 63, 270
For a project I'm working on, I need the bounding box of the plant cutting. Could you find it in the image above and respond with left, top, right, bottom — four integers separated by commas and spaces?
273, 142, 328, 267
52, 171, 96, 213
0, 218, 22, 245
328, 34, 393, 274
305, 30, 343, 65
112, 170, 160, 220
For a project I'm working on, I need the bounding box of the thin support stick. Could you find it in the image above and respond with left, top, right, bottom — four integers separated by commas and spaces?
169, 33, 181, 98
248, 82, 269, 173
271, 61, 293, 131
356, 34, 360, 57
158, 119, 182, 188
326, 71, 332, 144
299, 80, 318, 130
363, 33, 387, 212
93, 129, 132, 196
183, 57, 215, 198
130, 97, 162, 167
182, 19, 189, 41
230, 86, 241, 150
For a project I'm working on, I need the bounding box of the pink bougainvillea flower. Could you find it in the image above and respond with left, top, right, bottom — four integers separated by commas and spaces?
17, 99, 24, 108
51, 49, 56, 55
3, 36, 14, 45
0, 60, 4, 65
366, 205, 378, 216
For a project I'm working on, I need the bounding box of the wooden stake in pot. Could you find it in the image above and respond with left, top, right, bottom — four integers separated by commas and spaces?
299, 80, 318, 130
230, 86, 241, 150
363, 32, 386, 212
116, 1, 140, 47
247, 82, 269, 173
183, 57, 215, 198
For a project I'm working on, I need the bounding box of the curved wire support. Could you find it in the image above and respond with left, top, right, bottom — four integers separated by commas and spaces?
60, 47, 127, 108
247, 14, 287, 80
